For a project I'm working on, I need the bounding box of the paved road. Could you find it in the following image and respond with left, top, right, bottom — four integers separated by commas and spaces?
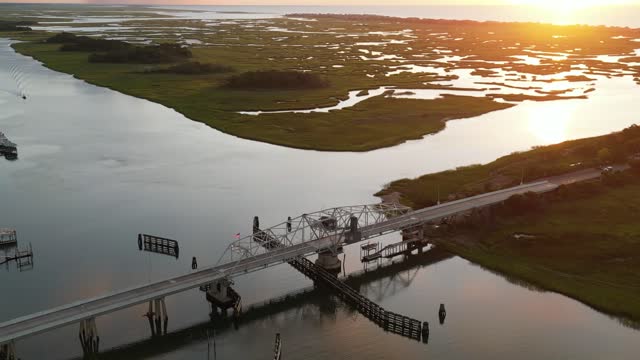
545, 165, 627, 185
0, 167, 607, 345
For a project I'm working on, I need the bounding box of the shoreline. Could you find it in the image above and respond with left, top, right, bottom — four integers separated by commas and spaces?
375, 126, 640, 324
433, 233, 640, 326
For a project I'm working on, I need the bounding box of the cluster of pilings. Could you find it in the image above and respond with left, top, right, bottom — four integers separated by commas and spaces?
145, 298, 168, 337
252, 215, 428, 342
79, 318, 99, 359
0, 341, 16, 360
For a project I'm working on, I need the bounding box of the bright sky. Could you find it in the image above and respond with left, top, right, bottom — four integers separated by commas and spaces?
2, 0, 639, 5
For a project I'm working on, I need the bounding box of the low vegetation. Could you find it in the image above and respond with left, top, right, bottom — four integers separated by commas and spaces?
10, 36, 512, 151
0, 20, 33, 31
88, 43, 191, 64
225, 70, 329, 90
46, 32, 130, 51
147, 62, 234, 75
45, 32, 192, 64
233, 94, 513, 151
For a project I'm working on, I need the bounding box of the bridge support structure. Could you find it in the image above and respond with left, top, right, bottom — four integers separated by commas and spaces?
205, 278, 241, 319
315, 250, 342, 273
401, 225, 428, 254
0, 341, 16, 360
144, 298, 168, 337
79, 317, 99, 359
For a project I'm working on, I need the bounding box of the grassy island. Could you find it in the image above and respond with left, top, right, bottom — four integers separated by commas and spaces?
4, 10, 639, 151
147, 62, 235, 75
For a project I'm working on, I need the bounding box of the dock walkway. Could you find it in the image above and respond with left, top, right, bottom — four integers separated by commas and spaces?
0, 229, 17, 247
0, 132, 17, 160
254, 229, 424, 341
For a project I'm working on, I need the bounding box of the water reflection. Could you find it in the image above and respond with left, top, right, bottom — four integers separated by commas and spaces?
465, 259, 640, 331
90, 249, 449, 359
2, 36, 640, 360
527, 101, 573, 144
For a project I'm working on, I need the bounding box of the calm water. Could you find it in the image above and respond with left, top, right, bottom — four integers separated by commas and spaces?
1, 12, 640, 359
156, 5, 640, 28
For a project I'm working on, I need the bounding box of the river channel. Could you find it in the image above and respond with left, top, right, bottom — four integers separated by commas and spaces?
1, 35, 639, 359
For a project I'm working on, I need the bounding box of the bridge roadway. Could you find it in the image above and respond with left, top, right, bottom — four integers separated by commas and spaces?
0, 178, 570, 344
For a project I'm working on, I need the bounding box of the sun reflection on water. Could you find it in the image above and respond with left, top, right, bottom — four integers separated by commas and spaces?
527, 101, 576, 144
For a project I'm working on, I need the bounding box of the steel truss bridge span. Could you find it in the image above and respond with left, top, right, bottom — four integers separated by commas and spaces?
0, 180, 560, 345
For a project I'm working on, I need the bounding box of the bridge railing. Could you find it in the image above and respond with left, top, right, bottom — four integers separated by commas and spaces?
214, 203, 411, 273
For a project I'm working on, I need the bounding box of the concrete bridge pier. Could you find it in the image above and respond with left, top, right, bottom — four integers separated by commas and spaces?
145, 298, 168, 337
79, 317, 99, 359
315, 249, 342, 274
0, 341, 16, 360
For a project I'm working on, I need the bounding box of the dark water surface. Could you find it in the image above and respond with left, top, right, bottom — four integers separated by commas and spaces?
1, 38, 639, 359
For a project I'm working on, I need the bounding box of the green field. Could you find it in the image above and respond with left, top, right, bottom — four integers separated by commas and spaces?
440, 180, 640, 322
8, 36, 511, 151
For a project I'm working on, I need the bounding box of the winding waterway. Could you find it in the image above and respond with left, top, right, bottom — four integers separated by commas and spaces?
1, 34, 640, 360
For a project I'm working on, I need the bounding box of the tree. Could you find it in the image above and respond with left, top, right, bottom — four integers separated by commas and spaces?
629, 156, 640, 173
597, 147, 612, 165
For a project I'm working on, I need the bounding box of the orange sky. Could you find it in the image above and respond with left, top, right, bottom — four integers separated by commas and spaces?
1, 0, 638, 5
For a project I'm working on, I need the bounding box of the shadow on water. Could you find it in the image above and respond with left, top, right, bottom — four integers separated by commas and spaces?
85, 247, 453, 360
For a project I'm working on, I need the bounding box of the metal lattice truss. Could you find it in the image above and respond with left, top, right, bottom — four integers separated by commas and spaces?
215, 203, 411, 272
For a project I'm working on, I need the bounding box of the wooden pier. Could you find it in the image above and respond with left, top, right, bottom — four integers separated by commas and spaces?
0, 229, 17, 247
1, 244, 33, 271
362, 238, 430, 263
254, 229, 425, 342
0, 132, 17, 160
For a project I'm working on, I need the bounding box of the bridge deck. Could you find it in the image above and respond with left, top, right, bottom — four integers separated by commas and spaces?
0, 179, 562, 344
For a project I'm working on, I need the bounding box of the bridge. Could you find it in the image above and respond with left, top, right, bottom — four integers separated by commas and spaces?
0, 178, 566, 354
